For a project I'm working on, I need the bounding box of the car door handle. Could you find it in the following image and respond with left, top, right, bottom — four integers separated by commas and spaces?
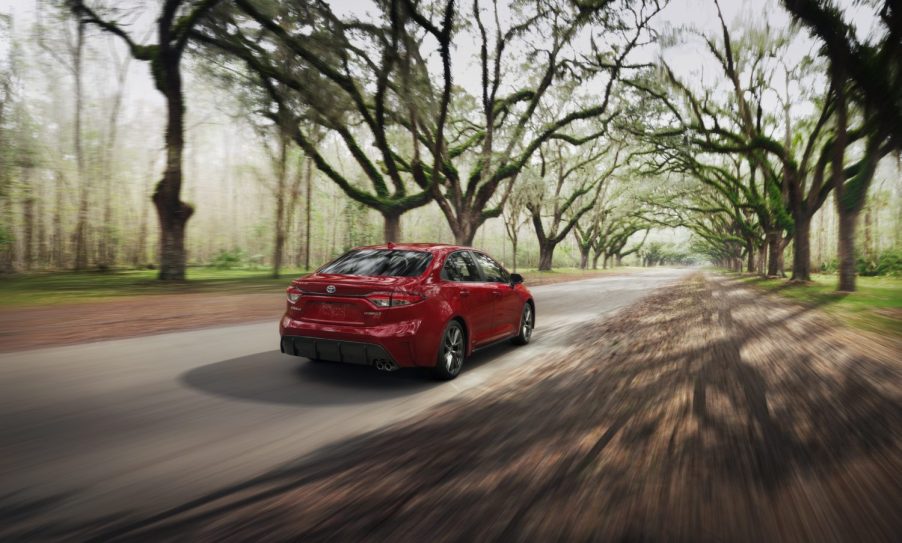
492, 291, 502, 297
460, 289, 470, 297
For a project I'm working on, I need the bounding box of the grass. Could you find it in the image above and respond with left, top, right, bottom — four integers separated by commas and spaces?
0, 267, 311, 307
0, 265, 633, 307
737, 273, 902, 337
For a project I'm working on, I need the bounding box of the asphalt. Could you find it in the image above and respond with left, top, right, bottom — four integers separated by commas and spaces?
0, 268, 688, 532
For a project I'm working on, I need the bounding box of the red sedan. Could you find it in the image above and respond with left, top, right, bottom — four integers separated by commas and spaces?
279, 243, 535, 379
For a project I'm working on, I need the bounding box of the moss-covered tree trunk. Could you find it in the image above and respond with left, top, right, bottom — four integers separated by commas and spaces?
578, 245, 590, 270
383, 212, 401, 243
152, 51, 193, 281
537, 240, 555, 272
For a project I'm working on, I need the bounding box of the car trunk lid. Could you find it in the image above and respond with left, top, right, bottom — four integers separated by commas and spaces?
289, 274, 422, 325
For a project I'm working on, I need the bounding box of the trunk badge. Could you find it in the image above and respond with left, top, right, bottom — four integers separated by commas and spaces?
326, 285, 336, 294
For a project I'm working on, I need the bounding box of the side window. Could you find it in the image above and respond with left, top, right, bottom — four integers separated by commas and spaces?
473, 252, 509, 283
442, 251, 481, 282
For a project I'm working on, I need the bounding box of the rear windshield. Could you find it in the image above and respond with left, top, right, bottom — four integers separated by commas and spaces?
319, 249, 433, 277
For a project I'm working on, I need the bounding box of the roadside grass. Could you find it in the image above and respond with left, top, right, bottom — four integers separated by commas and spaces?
736, 273, 902, 337
0, 267, 311, 306
0, 265, 637, 307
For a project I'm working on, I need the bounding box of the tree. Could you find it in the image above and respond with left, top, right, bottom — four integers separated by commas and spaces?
193, 0, 453, 242
634, 3, 840, 281
524, 139, 620, 270
782, 0, 901, 291
781, 0, 901, 149
193, 0, 664, 245
69, 0, 224, 280
422, 0, 663, 244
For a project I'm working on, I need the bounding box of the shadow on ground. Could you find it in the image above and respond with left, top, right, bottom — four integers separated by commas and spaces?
180, 338, 524, 406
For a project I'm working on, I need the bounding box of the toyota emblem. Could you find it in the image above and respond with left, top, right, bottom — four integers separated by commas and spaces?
326, 285, 336, 294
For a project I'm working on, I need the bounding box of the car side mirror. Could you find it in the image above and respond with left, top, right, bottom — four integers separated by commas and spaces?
510, 273, 524, 284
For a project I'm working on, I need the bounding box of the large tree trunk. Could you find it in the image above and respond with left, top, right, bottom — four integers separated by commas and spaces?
837, 209, 857, 291
537, 241, 555, 271
383, 212, 401, 243
153, 58, 193, 281
578, 245, 590, 270
454, 217, 479, 246
592, 248, 602, 270
790, 215, 812, 281
766, 231, 780, 276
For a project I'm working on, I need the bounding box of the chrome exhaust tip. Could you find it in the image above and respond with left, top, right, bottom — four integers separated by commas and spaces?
374, 359, 399, 372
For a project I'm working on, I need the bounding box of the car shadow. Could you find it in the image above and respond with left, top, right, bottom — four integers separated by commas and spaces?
181, 350, 441, 406
181, 331, 534, 407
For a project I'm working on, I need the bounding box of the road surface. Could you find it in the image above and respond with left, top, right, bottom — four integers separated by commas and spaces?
0, 268, 687, 532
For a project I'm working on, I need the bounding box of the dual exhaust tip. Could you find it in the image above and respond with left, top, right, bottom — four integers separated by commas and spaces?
374, 359, 400, 372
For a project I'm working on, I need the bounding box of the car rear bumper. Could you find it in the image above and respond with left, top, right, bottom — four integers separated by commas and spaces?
280, 336, 398, 366
279, 315, 423, 367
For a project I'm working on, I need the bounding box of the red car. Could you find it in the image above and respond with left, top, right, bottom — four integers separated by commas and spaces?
279, 243, 534, 379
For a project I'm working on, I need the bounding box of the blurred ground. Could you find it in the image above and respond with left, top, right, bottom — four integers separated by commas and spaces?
36, 273, 897, 542
0, 267, 628, 352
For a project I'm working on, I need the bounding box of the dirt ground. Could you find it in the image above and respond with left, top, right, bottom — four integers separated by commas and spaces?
73, 273, 902, 542
0, 270, 622, 353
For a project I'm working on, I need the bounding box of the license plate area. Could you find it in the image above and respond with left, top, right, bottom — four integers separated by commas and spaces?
303, 301, 364, 324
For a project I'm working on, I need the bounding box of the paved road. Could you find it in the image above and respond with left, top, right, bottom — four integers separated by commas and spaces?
0, 268, 688, 531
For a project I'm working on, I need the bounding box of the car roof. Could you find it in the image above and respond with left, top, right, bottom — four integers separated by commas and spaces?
354, 243, 473, 254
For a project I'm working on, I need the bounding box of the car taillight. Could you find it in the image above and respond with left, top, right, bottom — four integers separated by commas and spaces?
287, 287, 302, 303
367, 291, 423, 307
390, 291, 424, 306
367, 293, 392, 307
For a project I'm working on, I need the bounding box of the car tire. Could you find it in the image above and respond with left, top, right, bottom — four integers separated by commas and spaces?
433, 320, 465, 380
511, 303, 534, 345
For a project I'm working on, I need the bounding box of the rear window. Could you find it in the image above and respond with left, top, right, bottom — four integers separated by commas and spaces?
319, 249, 433, 277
